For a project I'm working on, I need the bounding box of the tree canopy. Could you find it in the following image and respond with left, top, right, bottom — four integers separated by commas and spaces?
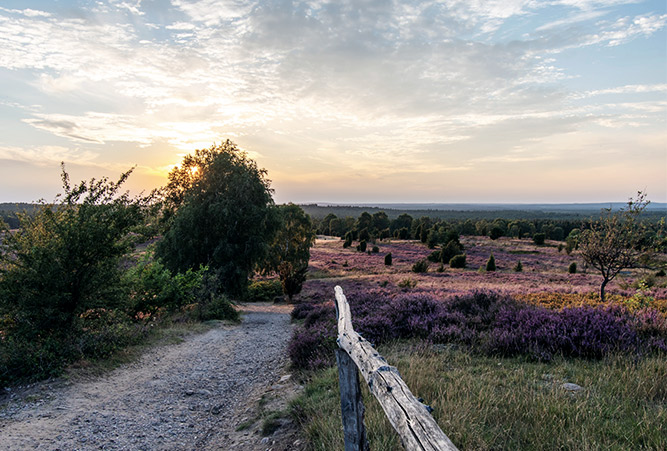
156, 141, 279, 297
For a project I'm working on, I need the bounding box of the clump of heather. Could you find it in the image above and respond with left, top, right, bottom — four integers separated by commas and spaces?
288, 287, 666, 370
486, 305, 639, 361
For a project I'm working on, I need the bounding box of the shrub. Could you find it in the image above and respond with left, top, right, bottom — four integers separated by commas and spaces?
288, 320, 336, 370
568, 262, 577, 274
656, 269, 666, 277
533, 233, 546, 245
486, 254, 496, 272
279, 262, 308, 302
449, 254, 466, 268
398, 278, 417, 289
372, 245, 379, 253
489, 226, 503, 240
513, 260, 523, 272
244, 279, 283, 302
412, 259, 429, 273
427, 250, 441, 262
357, 240, 367, 253
440, 240, 463, 264
384, 253, 392, 266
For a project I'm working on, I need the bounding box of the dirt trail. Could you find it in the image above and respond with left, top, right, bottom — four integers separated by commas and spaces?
0, 303, 300, 450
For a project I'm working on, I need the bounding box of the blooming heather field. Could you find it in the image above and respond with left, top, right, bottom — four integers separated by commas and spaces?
290, 236, 667, 370
290, 236, 667, 449
302, 236, 667, 308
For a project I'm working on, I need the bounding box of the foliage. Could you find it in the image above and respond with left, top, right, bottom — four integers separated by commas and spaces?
371, 245, 379, 253
486, 254, 496, 272
513, 260, 523, 272
568, 262, 577, 274
0, 165, 144, 337
440, 240, 463, 264
398, 278, 417, 289
533, 233, 546, 245
264, 203, 315, 273
489, 226, 503, 240
449, 254, 466, 268
411, 259, 429, 273
357, 240, 367, 253
279, 262, 308, 302
244, 279, 283, 302
156, 141, 279, 297
384, 252, 392, 266
579, 192, 659, 302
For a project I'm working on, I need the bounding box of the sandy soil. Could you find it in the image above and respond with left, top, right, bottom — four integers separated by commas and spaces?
0, 303, 305, 450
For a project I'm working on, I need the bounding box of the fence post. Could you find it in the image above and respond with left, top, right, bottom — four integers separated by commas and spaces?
336, 348, 369, 451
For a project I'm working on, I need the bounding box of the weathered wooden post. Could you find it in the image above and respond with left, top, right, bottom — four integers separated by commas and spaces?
334, 286, 458, 451
335, 292, 370, 451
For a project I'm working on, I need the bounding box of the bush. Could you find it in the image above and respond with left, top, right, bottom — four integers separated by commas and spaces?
486, 254, 496, 272
427, 250, 441, 262
568, 262, 577, 274
513, 260, 523, 272
449, 254, 466, 268
533, 233, 546, 245
193, 293, 238, 321
279, 262, 308, 302
440, 240, 463, 264
489, 226, 503, 240
372, 245, 379, 253
398, 278, 417, 289
412, 259, 429, 273
244, 279, 283, 302
656, 269, 666, 277
357, 240, 367, 253
384, 253, 392, 266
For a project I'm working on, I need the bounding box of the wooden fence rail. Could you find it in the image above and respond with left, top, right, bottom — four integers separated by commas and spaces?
334, 286, 458, 451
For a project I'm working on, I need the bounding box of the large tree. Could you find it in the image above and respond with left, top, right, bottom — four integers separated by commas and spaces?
578, 192, 657, 302
156, 141, 279, 297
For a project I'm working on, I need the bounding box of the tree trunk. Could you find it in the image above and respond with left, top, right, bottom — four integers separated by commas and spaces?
600, 278, 609, 303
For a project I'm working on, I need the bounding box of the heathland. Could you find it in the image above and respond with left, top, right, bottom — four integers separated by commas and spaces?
1, 142, 665, 449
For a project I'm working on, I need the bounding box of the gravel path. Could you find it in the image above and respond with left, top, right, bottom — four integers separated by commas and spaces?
0, 303, 294, 450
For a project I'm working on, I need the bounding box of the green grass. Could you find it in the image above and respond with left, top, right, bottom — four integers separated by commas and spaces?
291, 342, 666, 450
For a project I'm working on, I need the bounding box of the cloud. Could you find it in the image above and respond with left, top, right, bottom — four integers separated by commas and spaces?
0, 145, 99, 166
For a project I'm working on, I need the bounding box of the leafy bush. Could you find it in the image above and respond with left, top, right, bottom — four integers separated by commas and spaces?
357, 240, 367, 253
449, 254, 466, 268
486, 254, 496, 272
279, 262, 308, 302
372, 245, 379, 253
195, 294, 238, 321
533, 233, 546, 245
513, 260, 523, 272
568, 262, 577, 274
398, 278, 417, 289
244, 279, 283, 302
489, 226, 503, 240
441, 240, 463, 264
384, 253, 392, 266
412, 259, 429, 273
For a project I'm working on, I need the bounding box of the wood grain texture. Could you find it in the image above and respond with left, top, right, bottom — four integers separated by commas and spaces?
334, 285, 458, 451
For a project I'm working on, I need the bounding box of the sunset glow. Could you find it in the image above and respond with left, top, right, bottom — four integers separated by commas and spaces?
0, 0, 665, 203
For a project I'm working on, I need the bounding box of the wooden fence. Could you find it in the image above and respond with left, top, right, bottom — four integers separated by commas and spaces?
334, 286, 458, 451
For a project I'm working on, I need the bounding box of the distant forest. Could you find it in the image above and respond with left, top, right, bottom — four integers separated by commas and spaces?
299, 203, 667, 222
3, 202, 666, 229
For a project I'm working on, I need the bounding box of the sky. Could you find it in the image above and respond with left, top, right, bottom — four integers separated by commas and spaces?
0, 0, 665, 204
